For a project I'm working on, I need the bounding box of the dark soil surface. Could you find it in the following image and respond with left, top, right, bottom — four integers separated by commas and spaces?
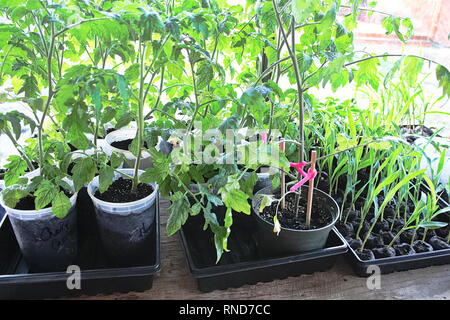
412, 240, 434, 253
259, 191, 333, 230
429, 236, 450, 250
111, 139, 148, 151
356, 249, 375, 261
393, 243, 416, 256
372, 246, 396, 259
95, 178, 153, 203
400, 125, 435, 144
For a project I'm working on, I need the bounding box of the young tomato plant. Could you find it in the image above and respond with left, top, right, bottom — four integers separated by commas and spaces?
0, 1, 107, 216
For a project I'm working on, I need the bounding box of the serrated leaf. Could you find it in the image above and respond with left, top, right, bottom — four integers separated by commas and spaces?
222, 189, 250, 215
52, 191, 71, 218
99, 165, 115, 193
191, 202, 202, 216
35, 181, 59, 210
110, 152, 124, 169
115, 112, 134, 129
4, 155, 27, 187
1, 186, 27, 208
124, 63, 140, 83
71, 157, 97, 192
436, 65, 450, 97
196, 61, 213, 90
167, 191, 190, 236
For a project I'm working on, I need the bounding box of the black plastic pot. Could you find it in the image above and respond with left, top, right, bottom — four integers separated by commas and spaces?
0, 199, 161, 299
252, 185, 340, 256
179, 213, 348, 292
87, 169, 159, 267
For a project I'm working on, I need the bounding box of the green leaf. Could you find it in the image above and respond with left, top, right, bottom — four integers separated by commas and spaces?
318, 1, 337, 32
240, 88, 265, 126
110, 152, 124, 169
99, 165, 115, 193
139, 9, 166, 41
292, 0, 320, 23
124, 63, 140, 83
355, 57, 380, 89
140, 155, 170, 184
167, 191, 190, 236
4, 155, 27, 187
436, 65, 450, 97
418, 221, 448, 230
117, 74, 129, 107
239, 171, 258, 196
1, 186, 27, 209
52, 192, 71, 218
71, 157, 97, 192
102, 106, 116, 124
258, 194, 276, 213
222, 189, 250, 215
196, 61, 213, 90
115, 112, 134, 129
18, 74, 39, 98
35, 181, 59, 210
191, 202, 202, 216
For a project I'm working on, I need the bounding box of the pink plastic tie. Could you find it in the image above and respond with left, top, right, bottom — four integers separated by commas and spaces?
289, 162, 317, 192
262, 131, 267, 146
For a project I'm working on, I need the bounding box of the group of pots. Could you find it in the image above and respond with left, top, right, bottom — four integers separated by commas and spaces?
0, 128, 159, 272
0, 126, 342, 274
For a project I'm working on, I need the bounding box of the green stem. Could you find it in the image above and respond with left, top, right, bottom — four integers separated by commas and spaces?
3, 127, 35, 171
421, 227, 428, 243
132, 37, 145, 192
144, 66, 165, 120
387, 228, 406, 249
0, 45, 14, 80
37, 23, 56, 170
187, 50, 201, 132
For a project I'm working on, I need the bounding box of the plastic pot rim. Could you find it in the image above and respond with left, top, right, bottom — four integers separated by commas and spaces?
252, 185, 340, 233
104, 128, 151, 159
87, 168, 159, 213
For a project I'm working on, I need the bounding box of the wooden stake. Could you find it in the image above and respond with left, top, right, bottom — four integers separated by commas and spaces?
280, 140, 285, 209
306, 150, 316, 228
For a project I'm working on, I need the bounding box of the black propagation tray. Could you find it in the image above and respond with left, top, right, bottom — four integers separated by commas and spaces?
0, 188, 161, 299
341, 185, 450, 277
179, 213, 348, 293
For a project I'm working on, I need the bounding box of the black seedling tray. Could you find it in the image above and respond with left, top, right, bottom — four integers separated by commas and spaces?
341, 186, 450, 277
179, 214, 348, 293
0, 188, 161, 299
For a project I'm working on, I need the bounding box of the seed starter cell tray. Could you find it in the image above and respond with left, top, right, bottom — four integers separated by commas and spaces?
340, 184, 450, 277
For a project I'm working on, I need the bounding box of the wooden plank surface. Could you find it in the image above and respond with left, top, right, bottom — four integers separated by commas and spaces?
76, 198, 450, 300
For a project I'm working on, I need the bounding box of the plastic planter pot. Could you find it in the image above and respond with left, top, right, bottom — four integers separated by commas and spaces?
0, 172, 78, 273
87, 168, 159, 266
252, 185, 340, 256
104, 128, 152, 169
